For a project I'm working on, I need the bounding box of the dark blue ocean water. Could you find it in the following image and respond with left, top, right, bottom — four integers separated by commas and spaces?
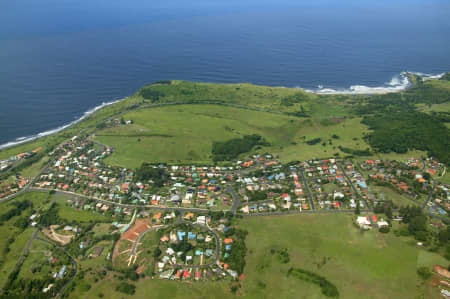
1, 0, 449, 148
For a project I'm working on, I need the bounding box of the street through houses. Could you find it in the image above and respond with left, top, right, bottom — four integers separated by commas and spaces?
422, 178, 437, 210
299, 167, 315, 210
338, 163, 372, 211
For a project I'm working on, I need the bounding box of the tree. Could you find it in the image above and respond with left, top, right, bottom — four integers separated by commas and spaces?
408, 215, 427, 235
355, 200, 361, 215
417, 267, 431, 280
385, 206, 393, 220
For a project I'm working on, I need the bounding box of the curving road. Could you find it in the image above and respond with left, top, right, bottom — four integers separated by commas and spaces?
131, 220, 221, 269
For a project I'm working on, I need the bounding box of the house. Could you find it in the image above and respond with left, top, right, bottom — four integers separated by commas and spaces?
356, 216, 371, 229
57, 265, 67, 278
240, 205, 250, 214
224, 238, 233, 244
377, 220, 389, 228
184, 212, 195, 220
195, 271, 202, 281
177, 231, 186, 241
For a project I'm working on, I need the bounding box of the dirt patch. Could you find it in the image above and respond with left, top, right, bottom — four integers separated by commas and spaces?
136, 264, 147, 275
42, 225, 73, 245
121, 218, 152, 242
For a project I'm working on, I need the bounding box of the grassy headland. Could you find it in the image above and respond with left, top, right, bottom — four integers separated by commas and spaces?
1, 74, 449, 172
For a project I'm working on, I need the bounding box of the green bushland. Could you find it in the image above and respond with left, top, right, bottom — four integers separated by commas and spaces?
287, 267, 339, 297
212, 134, 268, 161
135, 164, 169, 187
362, 111, 449, 164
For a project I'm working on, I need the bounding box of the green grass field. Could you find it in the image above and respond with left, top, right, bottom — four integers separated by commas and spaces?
95, 103, 426, 168
96, 104, 303, 167
94, 104, 382, 168
239, 214, 443, 299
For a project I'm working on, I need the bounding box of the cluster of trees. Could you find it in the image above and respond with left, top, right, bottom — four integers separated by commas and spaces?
116, 282, 136, 295
272, 248, 290, 264
38, 203, 61, 226
226, 229, 248, 275
373, 202, 393, 219
306, 138, 322, 145
338, 146, 372, 156
1, 277, 62, 298
281, 93, 307, 106
441, 73, 450, 81
0, 200, 33, 224
404, 81, 450, 104
399, 206, 428, 241
287, 267, 339, 298
135, 164, 169, 187
247, 190, 268, 202
140, 89, 166, 102
212, 134, 268, 161
362, 111, 449, 165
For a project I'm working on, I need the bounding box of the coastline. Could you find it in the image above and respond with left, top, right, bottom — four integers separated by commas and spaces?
0, 71, 446, 153
0, 97, 126, 151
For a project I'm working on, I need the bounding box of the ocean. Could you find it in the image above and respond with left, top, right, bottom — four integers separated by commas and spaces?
0, 0, 449, 149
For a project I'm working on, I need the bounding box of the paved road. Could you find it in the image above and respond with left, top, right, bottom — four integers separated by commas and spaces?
28, 188, 210, 213
172, 221, 221, 269
241, 208, 372, 218
422, 178, 436, 210
15, 228, 39, 268
227, 187, 240, 215
338, 164, 372, 211
131, 220, 221, 269
237, 199, 274, 208
130, 224, 167, 255
299, 168, 315, 210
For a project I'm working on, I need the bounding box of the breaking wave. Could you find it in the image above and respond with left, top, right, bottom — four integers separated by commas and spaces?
305, 71, 446, 95
0, 98, 125, 151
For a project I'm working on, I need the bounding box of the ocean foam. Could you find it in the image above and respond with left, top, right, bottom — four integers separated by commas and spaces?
305, 72, 412, 95
0, 98, 125, 151
304, 71, 445, 95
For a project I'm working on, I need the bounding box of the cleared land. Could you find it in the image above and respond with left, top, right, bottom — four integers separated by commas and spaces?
96, 104, 302, 167
96, 104, 376, 168
240, 214, 441, 299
